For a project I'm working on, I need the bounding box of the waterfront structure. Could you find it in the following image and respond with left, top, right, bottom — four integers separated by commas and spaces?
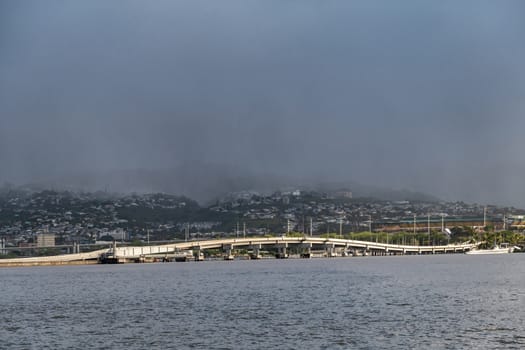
36, 233, 55, 247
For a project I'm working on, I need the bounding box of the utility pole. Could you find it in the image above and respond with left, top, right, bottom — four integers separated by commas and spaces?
441, 214, 445, 233
147, 229, 150, 244
413, 214, 417, 245
483, 206, 487, 229
310, 217, 313, 237
339, 219, 343, 238
428, 214, 431, 246
243, 222, 246, 238
236, 222, 239, 238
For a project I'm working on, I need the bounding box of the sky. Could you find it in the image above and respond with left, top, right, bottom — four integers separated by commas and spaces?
1, 1, 525, 205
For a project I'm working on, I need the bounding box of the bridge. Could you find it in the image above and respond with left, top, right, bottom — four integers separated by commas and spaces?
0, 237, 478, 266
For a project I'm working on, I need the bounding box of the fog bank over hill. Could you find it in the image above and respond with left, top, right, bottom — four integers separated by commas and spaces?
8, 164, 440, 205
4, 162, 525, 207
4, 162, 522, 207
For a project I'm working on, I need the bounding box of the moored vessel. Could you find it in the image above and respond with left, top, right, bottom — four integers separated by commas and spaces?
465, 243, 515, 255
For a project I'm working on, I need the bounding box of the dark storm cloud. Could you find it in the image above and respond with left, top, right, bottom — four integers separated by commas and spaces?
1, 1, 525, 205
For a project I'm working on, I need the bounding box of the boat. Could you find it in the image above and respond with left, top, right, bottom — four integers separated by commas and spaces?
465, 242, 515, 255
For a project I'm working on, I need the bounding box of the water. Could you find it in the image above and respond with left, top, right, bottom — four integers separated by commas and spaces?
1, 254, 525, 349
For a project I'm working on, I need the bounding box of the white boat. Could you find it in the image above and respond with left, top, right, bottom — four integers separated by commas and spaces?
465, 242, 515, 255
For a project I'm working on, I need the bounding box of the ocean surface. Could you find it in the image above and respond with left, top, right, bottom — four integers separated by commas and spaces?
1, 254, 525, 349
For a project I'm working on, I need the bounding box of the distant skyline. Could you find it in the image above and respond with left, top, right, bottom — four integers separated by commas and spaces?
2, 1, 525, 206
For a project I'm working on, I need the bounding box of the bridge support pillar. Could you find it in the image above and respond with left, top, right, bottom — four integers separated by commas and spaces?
193, 247, 205, 261
300, 242, 312, 258
325, 243, 336, 257
250, 244, 262, 259
275, 243, 288, 259
223, 244, 234, 260
341, 244, 350, 257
